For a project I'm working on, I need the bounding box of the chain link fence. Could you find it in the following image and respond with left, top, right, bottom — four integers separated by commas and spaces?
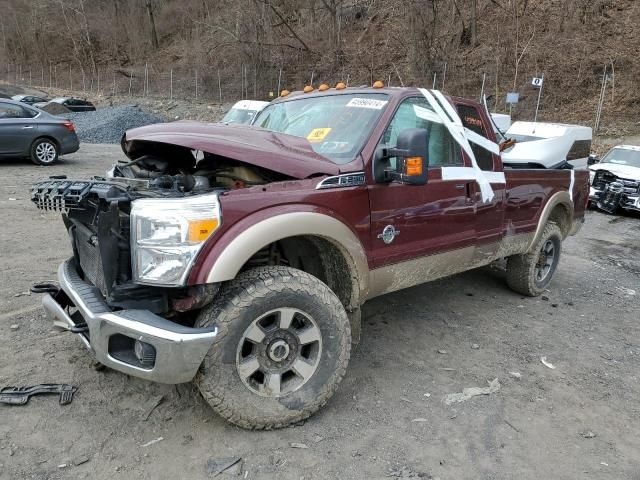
1, 63, 295, 104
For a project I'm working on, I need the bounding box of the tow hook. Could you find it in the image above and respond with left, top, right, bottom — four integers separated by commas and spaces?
31, 282, 89, 333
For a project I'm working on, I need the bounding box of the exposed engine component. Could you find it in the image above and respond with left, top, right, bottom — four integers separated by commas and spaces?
107, 153, 286, 193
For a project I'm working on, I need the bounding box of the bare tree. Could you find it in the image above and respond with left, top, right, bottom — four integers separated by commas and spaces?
145, 0, 159, 49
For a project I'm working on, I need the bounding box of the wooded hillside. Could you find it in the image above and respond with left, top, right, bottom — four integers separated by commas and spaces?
1, 0, 638, 126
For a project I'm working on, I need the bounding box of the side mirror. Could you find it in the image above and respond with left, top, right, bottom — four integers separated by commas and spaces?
374, 128, 429, 185
587, 154, 599, 166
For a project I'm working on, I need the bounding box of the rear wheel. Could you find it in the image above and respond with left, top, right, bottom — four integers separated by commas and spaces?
194, 266, 351, 430
30, 138, 59, 165
506, 222, 562, 296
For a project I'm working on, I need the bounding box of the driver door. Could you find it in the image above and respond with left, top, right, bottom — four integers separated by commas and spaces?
368, 97, 477, 268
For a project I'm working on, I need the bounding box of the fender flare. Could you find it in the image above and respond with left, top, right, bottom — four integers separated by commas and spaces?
527, 191, 573, 251
203, 211, 370, 305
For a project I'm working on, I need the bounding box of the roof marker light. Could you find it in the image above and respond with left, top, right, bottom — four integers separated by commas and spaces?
335, 82, 346, 90
319, 83, 330, 91
303, 85, 314, 93
280, 89, 290, 97
373, 80, 384, 89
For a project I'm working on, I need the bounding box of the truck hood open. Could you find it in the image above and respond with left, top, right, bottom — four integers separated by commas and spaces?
121, 121, 342, 179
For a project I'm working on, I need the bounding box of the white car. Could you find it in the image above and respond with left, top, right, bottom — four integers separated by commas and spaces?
222, 100, 269, 124
588, 145, 640, 213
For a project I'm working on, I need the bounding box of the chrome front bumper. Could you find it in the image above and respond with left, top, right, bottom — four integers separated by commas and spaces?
42, 259, 218, 384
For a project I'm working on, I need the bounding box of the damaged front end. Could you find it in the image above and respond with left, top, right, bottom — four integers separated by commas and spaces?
30, 177, 221, 383
30, 123, 344, 383
590, 170, 640, 213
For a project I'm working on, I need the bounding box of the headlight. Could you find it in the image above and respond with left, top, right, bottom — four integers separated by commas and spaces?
130, 193, 221, 286
589, 170, 595, 185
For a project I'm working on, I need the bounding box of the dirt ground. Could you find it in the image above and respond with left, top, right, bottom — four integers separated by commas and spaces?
0, 144, 639, 480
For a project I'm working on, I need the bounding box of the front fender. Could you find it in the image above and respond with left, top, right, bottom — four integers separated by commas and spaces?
188, 207, 370, 303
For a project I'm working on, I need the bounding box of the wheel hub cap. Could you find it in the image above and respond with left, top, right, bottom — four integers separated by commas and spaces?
236, 308, 323, 398
36, 142, 56, 163
535, 240, 556, 282
268, 340, 290, 362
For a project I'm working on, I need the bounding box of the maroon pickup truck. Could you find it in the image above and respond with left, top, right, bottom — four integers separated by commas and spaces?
31, 86, 588, 429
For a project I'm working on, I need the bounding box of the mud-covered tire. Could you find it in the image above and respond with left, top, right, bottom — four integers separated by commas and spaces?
506, 222, 562, 297
30, 138, 59, 165
194, 266, 351, 430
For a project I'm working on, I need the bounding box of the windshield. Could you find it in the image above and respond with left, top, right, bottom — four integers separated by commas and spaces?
253, 93, 389, 164
600, 148, 640, 168
222, 108, 260, 124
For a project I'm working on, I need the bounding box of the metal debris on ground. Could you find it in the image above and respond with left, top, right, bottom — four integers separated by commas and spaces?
540, 357, 556, 369
10, 324, 19, 331
0, 384, 77, 405
443, 378, 501, 405
289, 443, 309, 449
411, 418, 428, 423
580, 430, 597, 439
140, 437, 164, 447
509, 371, 522, 379
205, 457, 242, 477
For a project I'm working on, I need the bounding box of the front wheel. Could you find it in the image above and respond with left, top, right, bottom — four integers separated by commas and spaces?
30, 138, 59, 165
506, 222, 562, 296
194, 266, 351, 430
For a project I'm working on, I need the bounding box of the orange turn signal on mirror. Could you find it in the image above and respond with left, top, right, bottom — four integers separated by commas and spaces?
405, 157, 423, 176
188, 219, 219, 242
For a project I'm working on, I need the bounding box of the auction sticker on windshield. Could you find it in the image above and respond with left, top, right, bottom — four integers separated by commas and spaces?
307, 128, 332, 143
346, 98, 388, 109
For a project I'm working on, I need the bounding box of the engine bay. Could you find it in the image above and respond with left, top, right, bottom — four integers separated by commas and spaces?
107, 152, 290, 194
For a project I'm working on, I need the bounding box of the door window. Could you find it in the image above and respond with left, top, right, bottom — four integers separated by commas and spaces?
0, 103, 31, 119
457, 104, 494, 171
380, 97, 462, 168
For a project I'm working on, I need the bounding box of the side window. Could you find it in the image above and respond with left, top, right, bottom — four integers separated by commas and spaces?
380, 97, 462, 168
457, 104, 494, 171
0, 103, 30, 119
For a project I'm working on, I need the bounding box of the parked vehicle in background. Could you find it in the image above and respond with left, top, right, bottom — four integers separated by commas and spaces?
0, 99, 79, 165
12, 94, 49, 105
588, 145, 640, 213
32, 85, 588, 430
33, 97, 96, 112
222, 100, 269, 124
502, 121, 592, 169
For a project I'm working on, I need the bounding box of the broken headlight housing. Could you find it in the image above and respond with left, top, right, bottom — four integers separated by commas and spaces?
130, 193, 221, 286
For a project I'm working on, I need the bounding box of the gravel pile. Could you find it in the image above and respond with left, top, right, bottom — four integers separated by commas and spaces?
66, 105, 164, 144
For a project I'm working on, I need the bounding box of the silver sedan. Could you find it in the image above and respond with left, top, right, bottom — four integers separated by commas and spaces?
0, 99, 79, 165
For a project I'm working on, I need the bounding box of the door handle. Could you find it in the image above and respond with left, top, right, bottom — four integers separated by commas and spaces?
454, 184, 465, 190
22, 126, 34, 129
